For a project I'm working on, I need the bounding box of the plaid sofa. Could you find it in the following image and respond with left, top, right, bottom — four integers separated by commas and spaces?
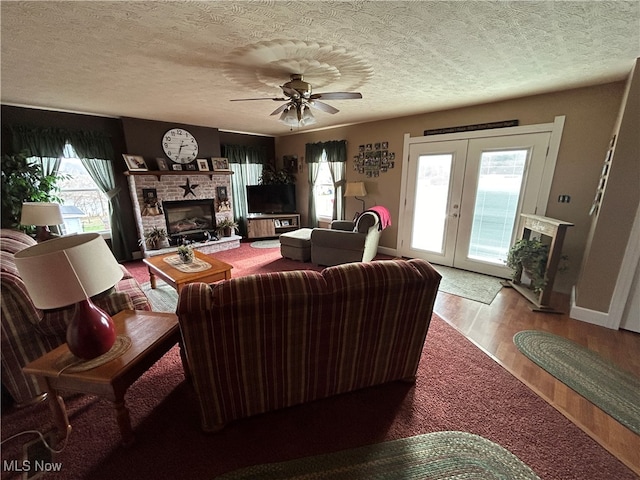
0, 229, 151, 406
177, 258, 441, 432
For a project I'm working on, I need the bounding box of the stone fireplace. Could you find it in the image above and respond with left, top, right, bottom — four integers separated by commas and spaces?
127, 172, 239, 258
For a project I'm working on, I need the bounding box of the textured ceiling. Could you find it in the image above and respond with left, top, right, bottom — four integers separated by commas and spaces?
2, 1, 639, 137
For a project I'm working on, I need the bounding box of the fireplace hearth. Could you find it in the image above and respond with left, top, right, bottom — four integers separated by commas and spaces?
163, 199, 216, 245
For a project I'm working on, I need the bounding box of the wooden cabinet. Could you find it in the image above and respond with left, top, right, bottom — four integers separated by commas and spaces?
246, 214, 300, 239
507, 214, 573, 312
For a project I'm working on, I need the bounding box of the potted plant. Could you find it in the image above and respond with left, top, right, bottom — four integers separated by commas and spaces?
506, 238, 549, 293
259, 163, 295, 185
139, 227, 168, 250
1, 151, 68, 230
216, 218, 238, 238
176, 244, 194, 263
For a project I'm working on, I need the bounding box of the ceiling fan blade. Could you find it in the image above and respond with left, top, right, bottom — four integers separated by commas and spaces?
230, 97, 287, 102
309, 100, 339, 114
310, 92, 362, 100
270, 103, 290, 116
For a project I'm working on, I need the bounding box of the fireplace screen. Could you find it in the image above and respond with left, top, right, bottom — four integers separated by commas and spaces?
163, 199, 216, 242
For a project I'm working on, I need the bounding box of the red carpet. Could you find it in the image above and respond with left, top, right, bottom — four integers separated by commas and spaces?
1, 242, 634, 479
123, 240, 329, 286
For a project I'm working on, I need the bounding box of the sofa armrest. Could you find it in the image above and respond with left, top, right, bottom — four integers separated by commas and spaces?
93, 291, 135, 316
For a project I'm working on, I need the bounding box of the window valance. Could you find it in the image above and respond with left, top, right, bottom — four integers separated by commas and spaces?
305, 140, 346, 163
9, 125, 114, 160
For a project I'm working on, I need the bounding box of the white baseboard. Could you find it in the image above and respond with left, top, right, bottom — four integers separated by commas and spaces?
569, 286, 617, 329
378, 246, 398, 257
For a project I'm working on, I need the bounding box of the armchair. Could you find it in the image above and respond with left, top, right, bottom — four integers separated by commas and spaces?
311, 210, 383, 266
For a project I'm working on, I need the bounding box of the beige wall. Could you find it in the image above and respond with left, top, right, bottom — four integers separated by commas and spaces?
576, 62, 640, 311
275, 82, 626, 293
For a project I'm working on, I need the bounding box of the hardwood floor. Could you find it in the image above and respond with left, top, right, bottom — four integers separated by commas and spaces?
433, 286, 640, 475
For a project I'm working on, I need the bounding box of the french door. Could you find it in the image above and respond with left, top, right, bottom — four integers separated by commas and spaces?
400, 132, 552, 278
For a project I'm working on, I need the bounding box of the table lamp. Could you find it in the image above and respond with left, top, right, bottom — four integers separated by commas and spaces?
14, 233, 124, 360
344, 181, 367, 214
20, 202, 64, 242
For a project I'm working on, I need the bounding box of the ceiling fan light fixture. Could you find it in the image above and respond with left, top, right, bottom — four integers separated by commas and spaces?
280, 106, 299, 127
300, 105, 317, 126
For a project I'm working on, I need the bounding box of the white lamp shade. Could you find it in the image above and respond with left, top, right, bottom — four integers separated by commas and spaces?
20, 202, 64, 226
344, 182, 367, 197
14, 233, 123, 310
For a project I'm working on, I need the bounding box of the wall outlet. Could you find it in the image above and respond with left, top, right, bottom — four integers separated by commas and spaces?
558, 195, 571, 203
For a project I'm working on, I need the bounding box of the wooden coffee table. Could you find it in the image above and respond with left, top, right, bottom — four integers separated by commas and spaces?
143, 249, 232, 293
23, 310, 185, 446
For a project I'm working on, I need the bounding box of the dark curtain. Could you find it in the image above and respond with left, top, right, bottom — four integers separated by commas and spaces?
8, 125, 129, 261
222, 145, 267, 237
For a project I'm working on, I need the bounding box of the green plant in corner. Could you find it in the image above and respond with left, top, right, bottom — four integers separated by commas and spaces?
139, 227, 167, 250
215, 218, 238, 237
506, 238, 549, 293
1, 151, 68, 229
259, 163, 295, 185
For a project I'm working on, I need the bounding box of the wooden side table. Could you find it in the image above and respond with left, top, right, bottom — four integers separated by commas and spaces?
23, 310, 186, 446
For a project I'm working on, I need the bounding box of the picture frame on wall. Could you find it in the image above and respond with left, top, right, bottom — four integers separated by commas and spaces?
172, 164, 183, 171
216, 186, 228, 201
185, 163, 197, 171
123, 154, 148, 171
197, 159, 210, 171
211, 157, 231, 171
155, 158, 169, 171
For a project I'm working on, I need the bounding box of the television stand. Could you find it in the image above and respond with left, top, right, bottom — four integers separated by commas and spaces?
247, 213, 300, 239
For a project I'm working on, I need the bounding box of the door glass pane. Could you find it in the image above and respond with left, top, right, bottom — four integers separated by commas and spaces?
468, 150, 527, 264
411, 154, 453, 253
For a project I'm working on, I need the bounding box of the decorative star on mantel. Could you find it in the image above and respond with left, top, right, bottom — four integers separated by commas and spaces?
180, 178, 199, 197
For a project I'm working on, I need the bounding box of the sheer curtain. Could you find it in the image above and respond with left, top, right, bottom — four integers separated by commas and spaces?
223, 144, 266, 237
305, 140, 347, 227
9, 125, 130, 261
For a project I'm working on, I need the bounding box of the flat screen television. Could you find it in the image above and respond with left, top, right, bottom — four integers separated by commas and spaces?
246, 184, 296, 214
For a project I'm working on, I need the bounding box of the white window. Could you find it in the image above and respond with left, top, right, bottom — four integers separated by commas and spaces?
313, 156, 334, 221
56, 145, 111, 235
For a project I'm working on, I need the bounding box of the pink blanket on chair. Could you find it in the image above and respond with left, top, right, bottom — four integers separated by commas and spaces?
366, 206, 392, 230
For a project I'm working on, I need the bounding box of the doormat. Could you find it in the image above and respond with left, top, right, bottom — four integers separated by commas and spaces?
432, 264, 503, 304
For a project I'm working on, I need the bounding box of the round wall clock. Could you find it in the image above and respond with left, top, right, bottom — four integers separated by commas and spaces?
162, 128, 199, 164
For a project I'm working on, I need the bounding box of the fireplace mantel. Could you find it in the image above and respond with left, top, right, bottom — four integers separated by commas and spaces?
124, 170, 233, 181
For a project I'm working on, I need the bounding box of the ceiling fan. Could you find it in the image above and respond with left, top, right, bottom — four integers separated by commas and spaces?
230, 74, 362, 126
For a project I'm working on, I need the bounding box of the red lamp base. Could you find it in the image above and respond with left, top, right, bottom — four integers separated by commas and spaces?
66, 299, 116, 360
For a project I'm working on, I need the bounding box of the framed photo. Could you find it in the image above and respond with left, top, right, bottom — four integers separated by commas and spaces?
155, 157, 169, 171
274, 219, 281, 227
197, 159, 210, 171
185, 163, 197, 171
216, 186, 228, 201
123, 154, 148, 171
172, 164, 183, 171
281, 220, 290, 226
211, 157, 231, 171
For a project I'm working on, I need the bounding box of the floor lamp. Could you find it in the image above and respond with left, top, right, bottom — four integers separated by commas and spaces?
14, 233, 124, 360
344, 181, 368, 218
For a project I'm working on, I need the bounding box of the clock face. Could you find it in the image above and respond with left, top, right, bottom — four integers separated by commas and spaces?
162, 128, 198, 164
